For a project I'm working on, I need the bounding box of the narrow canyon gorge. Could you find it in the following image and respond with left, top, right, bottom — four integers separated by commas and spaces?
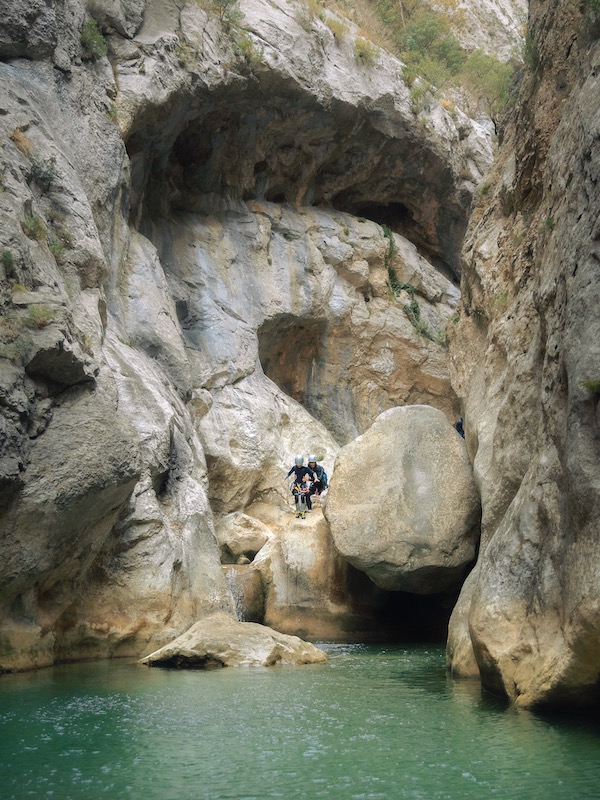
0, 0, 598, 713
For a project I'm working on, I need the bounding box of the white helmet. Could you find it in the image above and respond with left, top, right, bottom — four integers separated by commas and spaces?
308, 454, 317, 463
294, 455, 304, 466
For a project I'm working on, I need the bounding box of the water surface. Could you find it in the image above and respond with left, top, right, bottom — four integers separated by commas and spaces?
1, 644, 599, 799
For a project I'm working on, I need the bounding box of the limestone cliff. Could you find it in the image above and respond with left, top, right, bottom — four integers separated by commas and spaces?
446, 0, 600, 711
0, 0, 490, 669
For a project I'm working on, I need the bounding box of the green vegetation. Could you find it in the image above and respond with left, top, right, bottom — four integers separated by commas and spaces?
382, 224, 445, 343
29, 157, 58, 189
194, 0, 242, 30
382, 225, 401, 293
298, 0, 518, 117
460, 49, 514, 116
105, 103, 118, 123
1, 250, 15, 271
0, 312, 23, 362
176, 40, 197, 68
325, 16, 347, 41
47, 213, 73, 262
22, 305, 56, 330
582, 379, 600, 395
354, 37, 379, 65
522, 31, 538, 71
47, 234, 65, 262
22, 215, 46, 242
296, 0, 326, 31
235, 31, 264, 65
543, 216, 555, 231
409, 82, 431, 114
81, 19, 108, 61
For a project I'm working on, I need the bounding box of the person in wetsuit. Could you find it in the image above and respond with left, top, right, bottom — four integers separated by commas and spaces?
285, 455, 317, 514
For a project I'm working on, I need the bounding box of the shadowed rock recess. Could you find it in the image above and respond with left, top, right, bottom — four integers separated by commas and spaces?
4, 0, 597, 712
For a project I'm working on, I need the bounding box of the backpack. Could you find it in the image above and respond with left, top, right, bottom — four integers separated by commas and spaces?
319, 466, 328, 487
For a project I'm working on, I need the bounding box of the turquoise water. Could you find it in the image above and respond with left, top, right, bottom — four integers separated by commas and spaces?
1, 644, 599, 799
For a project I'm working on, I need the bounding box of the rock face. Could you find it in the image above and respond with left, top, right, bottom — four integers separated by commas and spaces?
325, 406, 480, 594
217, 513, 272, 564
0, 0, 490, 671
140, 612, 327, 668
450, 0, 527, 62
446, 0, 600, 710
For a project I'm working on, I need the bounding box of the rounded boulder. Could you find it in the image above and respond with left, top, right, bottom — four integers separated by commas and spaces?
324, 406, 480, 594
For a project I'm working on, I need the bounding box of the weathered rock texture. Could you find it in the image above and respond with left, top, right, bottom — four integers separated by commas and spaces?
325, 406, 480, 594
0, 0, 489, 670
450, 0, 527, 62
446, 0, 600, 711
140, 611, 327, 667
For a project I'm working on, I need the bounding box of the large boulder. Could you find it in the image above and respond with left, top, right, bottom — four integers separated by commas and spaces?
324, 406, 480, 594
140, 612, 327, 668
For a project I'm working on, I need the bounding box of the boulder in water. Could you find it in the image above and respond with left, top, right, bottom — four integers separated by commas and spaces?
139, 612, 327, 668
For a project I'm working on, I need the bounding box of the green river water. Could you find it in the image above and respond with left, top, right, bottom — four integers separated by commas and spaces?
1, 644, 599, 799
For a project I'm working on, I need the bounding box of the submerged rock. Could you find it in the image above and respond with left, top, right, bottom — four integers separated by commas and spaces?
325, 406, 480, 594
140, 612, 327, 668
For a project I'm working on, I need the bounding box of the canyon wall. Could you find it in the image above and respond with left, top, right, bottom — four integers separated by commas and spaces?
8, 0, 597, 717
447, 0, 600, 711
0, 0, 490, 669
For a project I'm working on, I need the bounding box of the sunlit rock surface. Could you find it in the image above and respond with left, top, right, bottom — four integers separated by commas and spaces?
140, 612, 327, 667
325, 406, 480, 594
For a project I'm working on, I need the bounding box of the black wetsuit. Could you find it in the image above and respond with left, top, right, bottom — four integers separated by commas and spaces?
286, 465, 317, 509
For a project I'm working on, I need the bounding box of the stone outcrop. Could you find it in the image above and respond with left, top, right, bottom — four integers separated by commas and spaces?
446, 0, 600, 711
217, 512, 273, 564
223, 564, 265, 622
325, 406, 480, 594
140, 612, 327, 668
249, 500, 384, 640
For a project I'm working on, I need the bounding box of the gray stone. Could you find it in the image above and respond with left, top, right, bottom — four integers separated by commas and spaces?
325, 406, 480, 594
140, 612, 328, 668
446, 0, 600, 710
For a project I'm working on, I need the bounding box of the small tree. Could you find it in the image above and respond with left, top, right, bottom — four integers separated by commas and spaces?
81, 19, 107, 61
460, 49, 514, 118
210, 0, 242, 30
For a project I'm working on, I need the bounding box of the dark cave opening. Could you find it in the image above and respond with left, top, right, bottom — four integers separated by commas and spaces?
342, 563, 460, 644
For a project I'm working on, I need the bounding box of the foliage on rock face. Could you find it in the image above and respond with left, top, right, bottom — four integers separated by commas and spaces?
460, 50, 515, 116
80, 19, 107, 61
382, 226, 443, 343
194, 0, 243, 30
354, 36, 379, 65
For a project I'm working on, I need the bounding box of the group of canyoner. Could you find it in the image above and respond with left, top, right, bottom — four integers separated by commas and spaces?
285, 455, 328, 519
